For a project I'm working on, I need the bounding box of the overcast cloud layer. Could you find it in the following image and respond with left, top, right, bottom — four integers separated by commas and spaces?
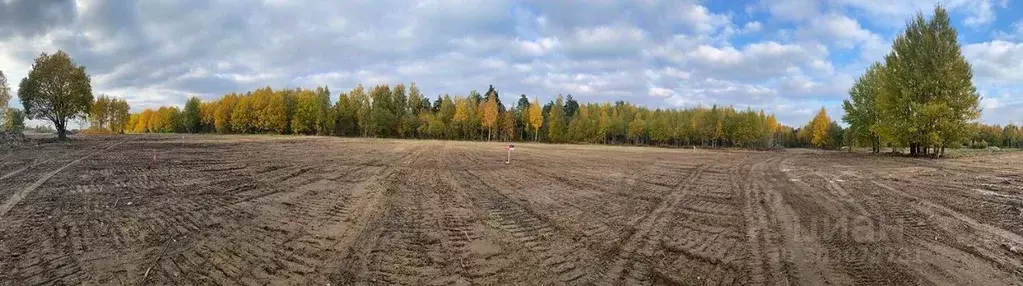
1, 0, 1021, 126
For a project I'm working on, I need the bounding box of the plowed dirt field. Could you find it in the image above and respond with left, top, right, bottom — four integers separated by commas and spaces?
2, 134, 1022, 285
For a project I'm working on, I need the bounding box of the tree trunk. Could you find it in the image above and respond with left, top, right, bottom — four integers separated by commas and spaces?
55, 120, 67, 140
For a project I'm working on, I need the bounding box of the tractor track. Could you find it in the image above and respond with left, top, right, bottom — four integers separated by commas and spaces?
1, 135, 1022, 284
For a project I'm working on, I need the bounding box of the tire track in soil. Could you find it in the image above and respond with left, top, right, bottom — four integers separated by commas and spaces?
326, 146, 425, 284
869, 181, 1023, 280
128, 141, 402, 285
0, 140, 127, 218
597, 161, 710, 285
420, 167, 508, 285
774, 155, 918, 285
750, 153, 852, 285
0, 157, 59, 181
462, 169, 603, 284
646, 154, 762, 285
744, 155, 791, 285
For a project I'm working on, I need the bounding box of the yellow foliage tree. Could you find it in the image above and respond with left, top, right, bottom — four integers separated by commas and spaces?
231, 96, 253, 133
810, 107, 831, 148
500, 110, 515, 141
135, 109, 154, 133
452, 96, 471, 139
200, 101, 218, 132
214, 94, 238, 133
527, 96, 543, 141
480, 94, 498, 141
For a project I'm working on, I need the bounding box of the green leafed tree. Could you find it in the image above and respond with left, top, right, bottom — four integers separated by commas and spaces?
3, 108, 25, 132
184, 96, 202, 133
877, 5, 980, 156
843, 62, 884, 153
547, 95, 567, 143
18, 51, 93, 139
292, 89, 321, 135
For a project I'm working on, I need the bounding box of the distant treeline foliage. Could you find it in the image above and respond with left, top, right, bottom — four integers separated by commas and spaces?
125, 84, 818, 149
87, 95, 130, 134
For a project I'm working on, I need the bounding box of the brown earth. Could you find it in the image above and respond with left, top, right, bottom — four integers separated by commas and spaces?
1, 134, 1022, 285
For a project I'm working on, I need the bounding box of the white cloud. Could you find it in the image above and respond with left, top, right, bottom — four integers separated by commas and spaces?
516, 37, 560, 56
762, 0, 820, 22
795, 13, 888, 59
564, 24, 648, 56
0, 0, 1020, 128
831, 0, 1005, 28
677, 2, 732, 33
964, 40, 1023, 83
742, 21, 763, 33
682, 41, 827, 81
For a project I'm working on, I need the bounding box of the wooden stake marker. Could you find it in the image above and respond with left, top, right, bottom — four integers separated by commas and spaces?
505, 144, 515, 164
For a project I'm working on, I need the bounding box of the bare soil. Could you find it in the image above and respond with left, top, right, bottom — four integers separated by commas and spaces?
1, 134, 1022, 285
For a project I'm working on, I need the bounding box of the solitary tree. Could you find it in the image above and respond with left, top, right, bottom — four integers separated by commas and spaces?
18, 51, 93, 139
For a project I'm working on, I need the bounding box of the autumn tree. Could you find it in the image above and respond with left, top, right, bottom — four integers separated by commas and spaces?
89, 95, 110, 130
452, 96, 472, 140
148, 106, 180, 133
809, 107, 831, 148
480, 92, 499, 141
292, 89, 327, 135
127, 114, 140, 133
261, 89, 289, 134
527, 96, 543, 141
231, 96, 253, 133
214, 94, 238, 133
199, 101, 218, 132
18, 51, 93, 139
500, 110, 515, 141
135, 109, 154, 133
628, 111, 647, 144
108, 98, 130, 133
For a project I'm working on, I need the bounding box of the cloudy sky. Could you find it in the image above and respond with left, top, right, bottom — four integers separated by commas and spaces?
1, 0, 1021, 126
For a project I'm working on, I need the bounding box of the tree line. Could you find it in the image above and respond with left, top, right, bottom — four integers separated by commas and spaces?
842, 6, 983, 156
125, 83, 813, 149
968, 123, 1023, 149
